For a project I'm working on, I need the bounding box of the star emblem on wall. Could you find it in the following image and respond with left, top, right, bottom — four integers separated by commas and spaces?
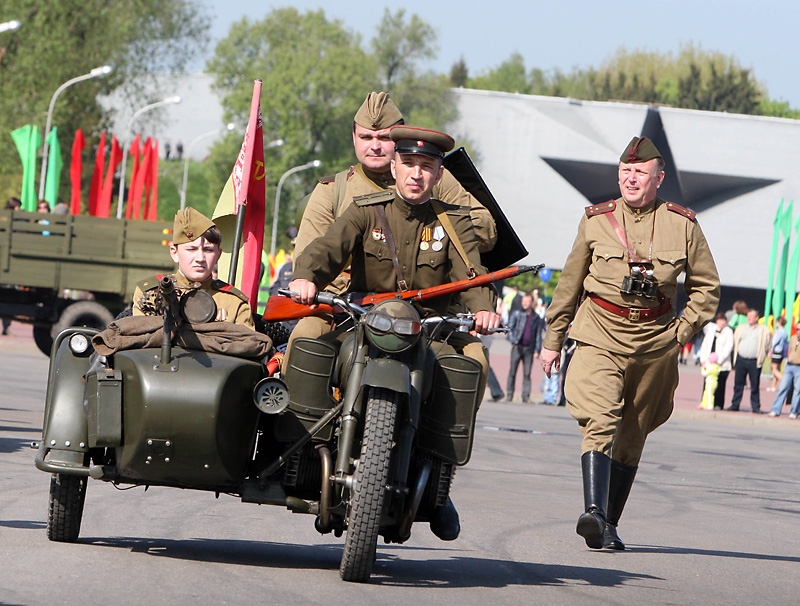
542, 108, 779, 210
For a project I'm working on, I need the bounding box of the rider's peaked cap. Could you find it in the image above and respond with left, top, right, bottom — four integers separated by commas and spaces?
172, 207, 216, 245
354, 92, 404, 131
620, 136, 662, 164
390, 126, 455, 160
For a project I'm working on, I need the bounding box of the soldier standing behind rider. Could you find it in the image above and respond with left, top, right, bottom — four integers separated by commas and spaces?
284, 92, 497, 368
289, 126, 501, 542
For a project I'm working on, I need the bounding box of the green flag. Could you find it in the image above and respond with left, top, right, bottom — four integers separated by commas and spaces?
10, 125, 41, 211
785, 203, 800, 328
773, 201, 793, 321
44, 127, 63, 206
764, 199, 784, 321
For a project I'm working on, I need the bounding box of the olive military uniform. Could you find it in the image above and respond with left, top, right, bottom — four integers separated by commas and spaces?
544, 196, 719, 464
292, 190, 494, 395
132, 272, 255, 330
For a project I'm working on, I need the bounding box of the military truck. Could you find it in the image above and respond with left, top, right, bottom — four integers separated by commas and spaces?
0, 209, 174, 355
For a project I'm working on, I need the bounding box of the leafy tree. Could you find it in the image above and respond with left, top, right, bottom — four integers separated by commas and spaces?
449, 57, 468, 87
0, 0, 210, 205
468, 53, 532, 94
206, 7, 457, 250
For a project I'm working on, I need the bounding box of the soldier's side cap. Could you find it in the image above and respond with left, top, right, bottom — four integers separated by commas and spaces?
354, 91, 403, 131
172, 207, 216, 245
390, 126, 455, 159
620, 136, 662, 164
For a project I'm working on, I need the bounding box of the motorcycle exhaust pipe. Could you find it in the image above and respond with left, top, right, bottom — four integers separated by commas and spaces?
315, 445, 333, 533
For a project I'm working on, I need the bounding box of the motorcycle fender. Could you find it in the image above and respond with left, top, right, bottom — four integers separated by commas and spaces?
363, 358, 410, 395
36, 328, 96, 474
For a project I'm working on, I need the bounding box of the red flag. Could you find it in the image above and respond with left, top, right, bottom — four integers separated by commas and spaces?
129, 136, 151, 220
69, 129, 86, 215
88, 131, 106, 216
125, 134, 141, 219
145, 139, 159, 221
96, 136, 122, 218
231, 80, 266, 306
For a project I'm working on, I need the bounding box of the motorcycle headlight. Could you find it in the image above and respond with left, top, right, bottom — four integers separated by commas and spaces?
364, 299, 421, 353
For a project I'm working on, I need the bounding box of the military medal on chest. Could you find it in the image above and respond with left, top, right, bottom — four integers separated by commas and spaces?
372, 227, 385, 242
432, 225, 445, 251
420, 226, 432, 251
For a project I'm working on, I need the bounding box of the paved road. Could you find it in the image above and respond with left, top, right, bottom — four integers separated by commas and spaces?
0, 332, 798, 605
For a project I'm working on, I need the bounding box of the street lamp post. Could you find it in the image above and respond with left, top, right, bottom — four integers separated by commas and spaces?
116, 96, 182, 218
180, 123, 236, 210
271, 159, 321, 257
0, 20, 21, 33
38, 64, 113, 201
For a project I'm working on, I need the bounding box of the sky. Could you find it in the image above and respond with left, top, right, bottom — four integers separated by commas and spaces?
199, 0, 800, 109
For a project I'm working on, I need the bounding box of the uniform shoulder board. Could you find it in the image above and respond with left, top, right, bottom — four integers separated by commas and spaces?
136, 274, 169, 292
319, 166, 355, 185
441, 201, 469, 216
585, 200, 616, 217
212, 280, 249, 302
665, 201, 696, 221
354, 190, 395, 207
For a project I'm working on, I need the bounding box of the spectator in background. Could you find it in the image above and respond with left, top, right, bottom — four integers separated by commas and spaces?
698, 312, 734, 410
728, 300, 748, 331
176, 140, 184, 161
506, 293, 543, 402
36, 201, 50, 213
768, 319, 800, 419
768, 316, 788, 391
164, 140, 172, 161
5, 197, 21, 210
729, 308, 771, 413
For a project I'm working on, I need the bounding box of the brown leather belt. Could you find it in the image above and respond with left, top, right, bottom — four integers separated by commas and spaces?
589, 295, 672, 321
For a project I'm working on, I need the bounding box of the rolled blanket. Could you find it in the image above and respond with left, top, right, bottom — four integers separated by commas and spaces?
92, 315, 273, 359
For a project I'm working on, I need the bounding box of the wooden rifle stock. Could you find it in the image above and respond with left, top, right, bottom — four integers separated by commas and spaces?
261, 264, 543, 322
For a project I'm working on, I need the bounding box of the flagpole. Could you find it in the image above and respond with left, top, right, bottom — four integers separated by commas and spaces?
228, 80, 262, 285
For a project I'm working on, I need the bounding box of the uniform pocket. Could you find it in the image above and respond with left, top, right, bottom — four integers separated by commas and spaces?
654, 249, 686, 283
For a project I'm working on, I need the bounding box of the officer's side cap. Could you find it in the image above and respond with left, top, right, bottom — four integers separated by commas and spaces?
354, 91, 403, 131
620, 136, 662, 164
173, 207, 216, 245
390, 126, 455, 160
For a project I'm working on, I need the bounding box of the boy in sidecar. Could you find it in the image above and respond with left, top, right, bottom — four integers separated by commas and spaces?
131, 207, 254, 329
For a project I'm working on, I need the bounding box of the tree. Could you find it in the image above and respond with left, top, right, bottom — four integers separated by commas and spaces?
468, 53, 532, 95
206, 8, 457, 249
0, 0, 210, 205
449, 57, 468, 87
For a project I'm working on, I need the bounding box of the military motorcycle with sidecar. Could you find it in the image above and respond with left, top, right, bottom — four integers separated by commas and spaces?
34, 265, 540, 582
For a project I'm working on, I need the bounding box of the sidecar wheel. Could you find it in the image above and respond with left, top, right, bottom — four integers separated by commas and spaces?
340, 387, 397, 583
47, 473, 87, 542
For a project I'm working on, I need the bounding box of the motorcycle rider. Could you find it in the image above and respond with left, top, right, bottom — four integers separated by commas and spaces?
288, 126, 501, 541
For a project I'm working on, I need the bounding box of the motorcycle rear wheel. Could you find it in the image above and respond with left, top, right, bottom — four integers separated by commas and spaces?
47, 473, 87, 542
339, 387, 397, 582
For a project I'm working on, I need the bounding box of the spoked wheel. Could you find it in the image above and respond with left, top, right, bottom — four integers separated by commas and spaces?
339, 387, 398, 582
47, 473, 87, 542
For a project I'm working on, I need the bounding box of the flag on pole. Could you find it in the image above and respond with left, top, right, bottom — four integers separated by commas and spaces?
10, 125, 41, 211
96, 136, 122, 218
129, 136, 152, 220
772, 201, 793, 322
765, 200, 784, 323
145, 139, 159, 221
44, 127, 63, 207
212, 80, 266, 306
125, 134, 142, 220
785, 203, 800, 330
88, 131, 106, 216
69, 129, 86, 215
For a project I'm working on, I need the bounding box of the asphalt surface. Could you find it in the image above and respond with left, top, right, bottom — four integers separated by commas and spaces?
0, 325, 798, 605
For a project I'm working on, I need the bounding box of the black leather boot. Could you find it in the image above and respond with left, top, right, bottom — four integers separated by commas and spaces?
576, 450, 611, 549
430, 497, 460, 541
603, 460, 637, 550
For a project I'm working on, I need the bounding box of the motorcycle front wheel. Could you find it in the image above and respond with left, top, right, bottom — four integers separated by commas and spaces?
339, 386, 398, 582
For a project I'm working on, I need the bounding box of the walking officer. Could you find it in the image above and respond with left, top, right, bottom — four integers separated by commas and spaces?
539, 136, 720, 550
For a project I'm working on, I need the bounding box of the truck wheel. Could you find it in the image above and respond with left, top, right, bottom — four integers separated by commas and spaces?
47, 473, 87, 542
340, 387, 397, 583
32, 325, 54, 356
53, 301, 115, 338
